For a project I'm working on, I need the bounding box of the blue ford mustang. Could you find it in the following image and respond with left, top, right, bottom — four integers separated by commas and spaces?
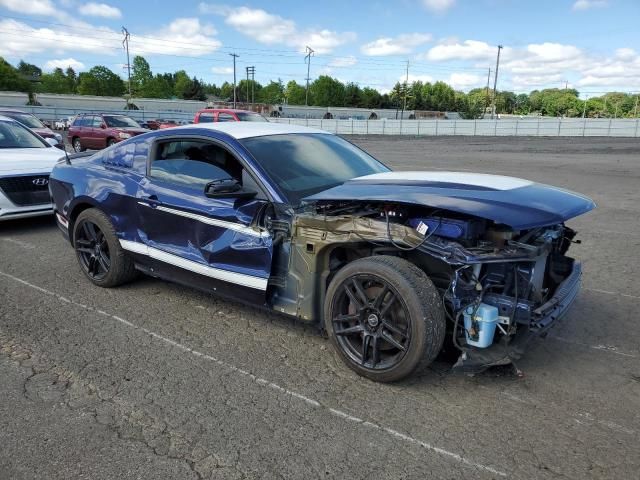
49, 123, 595, 382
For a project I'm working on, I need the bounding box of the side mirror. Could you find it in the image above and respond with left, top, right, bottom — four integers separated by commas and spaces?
204, 179, 257, 199
45, 137, 59, 147
100, 123, 107, 129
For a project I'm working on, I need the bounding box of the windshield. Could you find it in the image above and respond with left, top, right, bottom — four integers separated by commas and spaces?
2, 112, 45, 129
0, 121, 47, 149
236, 112, 267, 122
104, 115, 141, 128
241, 133, 389, 203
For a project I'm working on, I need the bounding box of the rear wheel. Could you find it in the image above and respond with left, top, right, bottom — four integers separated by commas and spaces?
324, 255, 445, 382
106, 138, 116, 147
72, 137, 84, 152
73, 208, 136, 287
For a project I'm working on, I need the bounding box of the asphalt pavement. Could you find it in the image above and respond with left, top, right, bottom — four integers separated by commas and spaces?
1, 136, 639, 479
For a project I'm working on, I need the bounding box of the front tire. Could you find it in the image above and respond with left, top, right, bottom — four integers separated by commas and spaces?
106, 138, 116, 147
324, 255, 445, 382
73, 208, 137, 287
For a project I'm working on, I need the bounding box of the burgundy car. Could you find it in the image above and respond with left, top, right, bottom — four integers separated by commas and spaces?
193, 109, 267, 123
68, 114, 149, 152
0, 109, 63, 145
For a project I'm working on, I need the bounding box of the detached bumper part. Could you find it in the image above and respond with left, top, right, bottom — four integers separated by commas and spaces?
453, 260, 582, 373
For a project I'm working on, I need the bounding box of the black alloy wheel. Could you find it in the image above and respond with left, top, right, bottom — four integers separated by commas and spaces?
325, 256, 445, 382
72, 138, 83, 152
331, 274, 411, 370
75, 219, 111, 281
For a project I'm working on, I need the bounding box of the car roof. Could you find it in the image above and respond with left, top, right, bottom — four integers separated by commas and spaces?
198, 108, 260, 114
173, 121, 331, 139
0, 109, 28, 114
0, 114, 19, 122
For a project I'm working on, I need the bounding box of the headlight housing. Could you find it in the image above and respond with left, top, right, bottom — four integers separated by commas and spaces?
118, 132, 132, 139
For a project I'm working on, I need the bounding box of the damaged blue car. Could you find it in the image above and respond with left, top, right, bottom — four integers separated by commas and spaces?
49, 123, 595, 382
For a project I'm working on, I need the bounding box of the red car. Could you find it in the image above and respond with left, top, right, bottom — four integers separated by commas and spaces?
68, 113, 149, 152
0, 109, 63, 145
193, 109, 267, 123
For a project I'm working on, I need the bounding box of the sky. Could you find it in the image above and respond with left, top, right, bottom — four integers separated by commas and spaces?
0, 0, 639, 97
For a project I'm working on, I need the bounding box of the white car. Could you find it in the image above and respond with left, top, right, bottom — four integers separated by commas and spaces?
0, 115, 66, 221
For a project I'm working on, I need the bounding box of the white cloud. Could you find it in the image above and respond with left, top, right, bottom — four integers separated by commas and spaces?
425, 40, 496, 61
212, 66, 233, 74
44, 57, 85, 71
0, 17, 221, 58
78, 2, 122, 19
361, 33, 432, 56
0, 0, 56, 16
422, 0, 455, 13
199, 4, 355, 53
448, 73, 483, 90
327, 56, 357, 68
572, 0, 608, 11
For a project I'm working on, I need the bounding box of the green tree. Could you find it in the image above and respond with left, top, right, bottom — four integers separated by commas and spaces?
219, 81, 234, 101
131, 55, 153, 96
77, 66, 125, 96
259, 80, 284, 104
285, 80, 306, 105
173, 70, 193, 99
17, 60, 42, 80
141, 74, 173, 98
183, 77, 206, 101
344, 82, 363, 107
0, 57, 32, 92
309, 75, 345, 107
65, 67, 78, 93
237, 79, 263, 103
361, 87, 382, 108
38, 68, 71, 93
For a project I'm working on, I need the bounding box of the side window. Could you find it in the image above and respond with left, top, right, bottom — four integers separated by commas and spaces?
149, 140, 244, 188
198, 113, 214, 123
92, 116, 103, 128
73, 116, 86, 127
217, 113, 235, 122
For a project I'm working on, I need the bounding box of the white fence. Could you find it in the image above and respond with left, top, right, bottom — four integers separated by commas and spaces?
272, 117, 640, 137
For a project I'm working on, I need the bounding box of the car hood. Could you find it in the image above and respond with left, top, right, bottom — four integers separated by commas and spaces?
303, 171, 596, 230
0, 147, 65, 175
33, 127, 56, 138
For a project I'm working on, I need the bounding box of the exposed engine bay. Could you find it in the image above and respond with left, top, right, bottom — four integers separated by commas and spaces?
269, 200, 582, 373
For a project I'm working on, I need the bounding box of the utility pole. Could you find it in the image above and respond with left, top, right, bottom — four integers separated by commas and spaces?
246, 66, 256, 105
634, 94, 638, 117
582, 95, 588, 118
229, 53, 239, 108
121, 27, 132, 99
485, 68, 492, 115
491, 45, 503, 119
304, 46, 314, 107
401, 60, 409, 120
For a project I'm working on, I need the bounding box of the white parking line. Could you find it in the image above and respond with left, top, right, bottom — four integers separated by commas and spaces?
548, 335, 637, 358
585, 287, 640, 300
0, 269, 506, 477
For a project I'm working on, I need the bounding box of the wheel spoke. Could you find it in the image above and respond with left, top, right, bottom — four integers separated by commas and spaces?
361, 334, 371, 365
76, 238, 92, 246
82, 222, 97, 242
373, 285, 389, 310
352, 279, 369, 306
371, 336, 380, 367
96, 254, 109, 273
381, 331, 406, 352
77, 247, 93, 254
379, 293, 396, 318
87, 256, 97, 275
343, 284, 363, 310
334, 324, 364, 336
382, 320, 409, 340
332, 313, 360, 324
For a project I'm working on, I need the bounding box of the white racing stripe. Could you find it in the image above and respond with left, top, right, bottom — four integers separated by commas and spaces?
119, 239, 268, 290
0, 269, 507, 477
153, 205, 270, 238
354, 171, 533, 190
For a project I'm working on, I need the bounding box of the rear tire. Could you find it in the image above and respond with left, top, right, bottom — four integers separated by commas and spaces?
73, 208, 137, 288
324, 255, 445, 382
106, 138, 116, 147
72, 137, 84, 152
